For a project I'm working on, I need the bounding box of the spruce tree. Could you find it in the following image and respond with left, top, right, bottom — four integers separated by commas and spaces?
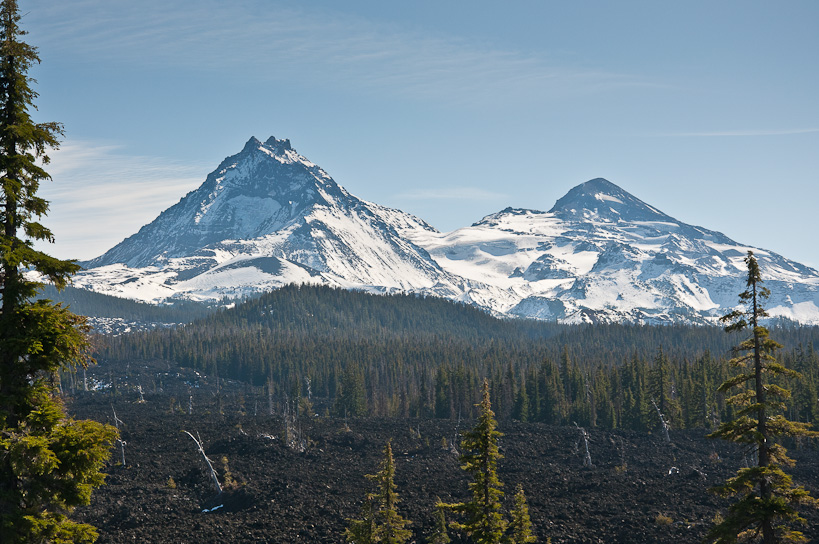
429, 500, 451, 544
0, 1, 117, 541
441, 378, 507, 544
506, 484, 536, 544
345, 441, 412, 544
707, 251, 818, 543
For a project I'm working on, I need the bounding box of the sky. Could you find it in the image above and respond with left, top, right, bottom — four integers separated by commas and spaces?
23, 0, 819, 268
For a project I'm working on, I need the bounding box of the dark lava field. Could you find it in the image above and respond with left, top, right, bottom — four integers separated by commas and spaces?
66, 361, 819, 543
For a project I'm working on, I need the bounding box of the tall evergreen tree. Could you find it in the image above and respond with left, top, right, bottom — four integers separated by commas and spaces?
707, 251, 818, 544
346, 441, 412, 544
441, 378, 507, 544
506, 484, 536, 544
429, 500, 451, 544
334, 363, 368, 417
0, 1, 117, 541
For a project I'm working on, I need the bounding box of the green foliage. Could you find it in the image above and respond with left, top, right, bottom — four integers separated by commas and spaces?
707, 251, 818, 543
41, 284, 215, 323
0, 2, 117, 541
441, 379, 507, 544
334, 363, 368, 417
95, 283, 819, 431
346, 441, 412, 544
429, 500, 451, 544
506, 485, 536, 543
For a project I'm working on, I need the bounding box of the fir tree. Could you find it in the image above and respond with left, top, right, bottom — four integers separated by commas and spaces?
0, 1, 117, 542
335, 363, 368, 417
345, 441, 411, 544
429, 500, 451, 544
441, 378, 507, 543
346, 499, 376, 544
506, 484, 536, 544
707, 251, 818, 543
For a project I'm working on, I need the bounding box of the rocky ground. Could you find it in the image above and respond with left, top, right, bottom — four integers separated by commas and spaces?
66, 360, 819, 543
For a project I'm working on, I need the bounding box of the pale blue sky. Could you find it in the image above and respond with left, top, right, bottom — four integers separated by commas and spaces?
25, 1, 819, 267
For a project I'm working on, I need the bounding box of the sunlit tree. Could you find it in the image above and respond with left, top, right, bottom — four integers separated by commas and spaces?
0, 1, 116, 541
707, 251, 817, 543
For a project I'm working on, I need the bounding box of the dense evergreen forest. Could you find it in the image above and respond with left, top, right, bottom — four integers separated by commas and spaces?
95, 284, 819, 433
42, 284, 216, 323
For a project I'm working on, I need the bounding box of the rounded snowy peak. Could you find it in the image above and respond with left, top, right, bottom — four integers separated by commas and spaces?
548, 178, 672, 223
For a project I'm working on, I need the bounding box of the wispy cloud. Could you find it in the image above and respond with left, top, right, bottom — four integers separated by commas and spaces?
667, 128, 819, 137
26, 0, 650, 106
394, 187, 506, 201
36, 141, 205, 260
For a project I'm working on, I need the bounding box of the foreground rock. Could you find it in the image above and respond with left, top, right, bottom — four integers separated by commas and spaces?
69, 394, 819, 543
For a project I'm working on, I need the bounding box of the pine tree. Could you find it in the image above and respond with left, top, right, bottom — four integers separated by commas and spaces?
335, 363, 368, 417
345, 441, 412, 544
0, 2, 117, 541
345, 500, 376, 544
506, 484, 536, 544
441, 378, 507, 543
0, 2, 114, 538
429, 501, 451, 544
707, 251, 818, 544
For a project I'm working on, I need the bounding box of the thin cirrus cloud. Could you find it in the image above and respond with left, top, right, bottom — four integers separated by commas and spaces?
36, 141, 205, 259
668, 128, 819, 137
27, 0, 650, 106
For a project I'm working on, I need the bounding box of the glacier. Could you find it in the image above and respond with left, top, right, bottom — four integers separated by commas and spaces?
74, 137, 819, 325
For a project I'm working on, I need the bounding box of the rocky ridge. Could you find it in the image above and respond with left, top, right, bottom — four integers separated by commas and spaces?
74, 137, 819, 325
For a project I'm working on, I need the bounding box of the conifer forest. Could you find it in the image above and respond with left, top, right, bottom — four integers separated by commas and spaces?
57, 283, 819, 543
2, 0, 817, 541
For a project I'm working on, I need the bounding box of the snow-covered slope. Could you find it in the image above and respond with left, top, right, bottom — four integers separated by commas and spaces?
77, 137, 467, 302
404, 178, 819, 324
76, 140, 819, 325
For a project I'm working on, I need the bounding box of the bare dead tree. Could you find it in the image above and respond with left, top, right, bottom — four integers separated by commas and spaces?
575, 422, 593, 467
651, 398, 671, 443
111, 405, 127, 466
182, 431, 222, 495
268, 376, 274, 416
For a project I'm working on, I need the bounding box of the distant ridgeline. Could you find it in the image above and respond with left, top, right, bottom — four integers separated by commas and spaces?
41, 284, 216, 324
96, 284, 819, 431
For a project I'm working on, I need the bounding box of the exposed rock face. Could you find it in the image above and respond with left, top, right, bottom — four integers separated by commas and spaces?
77, 137, 819, 324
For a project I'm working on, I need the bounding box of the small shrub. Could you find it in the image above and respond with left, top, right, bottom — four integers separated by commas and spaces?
167, 476, 177, 489
222, 456, 238, 489
655, 513, 672, 526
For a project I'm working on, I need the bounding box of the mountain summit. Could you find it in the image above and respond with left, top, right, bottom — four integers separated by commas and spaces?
87, 136, 351, 268
80, 137, 457, 302
549, 178, 672, 223
76, 136, 819, 325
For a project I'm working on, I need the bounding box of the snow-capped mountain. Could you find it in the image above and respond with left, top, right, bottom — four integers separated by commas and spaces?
77, 136, 468, 302
75, 138, 819, 325
405, 178, 819, 324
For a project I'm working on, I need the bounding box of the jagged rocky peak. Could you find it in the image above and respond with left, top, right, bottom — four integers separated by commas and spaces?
84, 134, 344, 269
549, 178, 672, 223
238, 135, 298, 161
471, 207, 546, 227
264, 135, 292, 152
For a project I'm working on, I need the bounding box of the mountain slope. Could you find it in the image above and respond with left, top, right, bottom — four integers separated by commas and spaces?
76, 138, 819, 325
77, 137, 468, 302
405, 178, 819, 324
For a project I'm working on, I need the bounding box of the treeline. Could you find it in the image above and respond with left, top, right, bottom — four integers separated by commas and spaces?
41, 284, 216, 323
95, 284, 819, 432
